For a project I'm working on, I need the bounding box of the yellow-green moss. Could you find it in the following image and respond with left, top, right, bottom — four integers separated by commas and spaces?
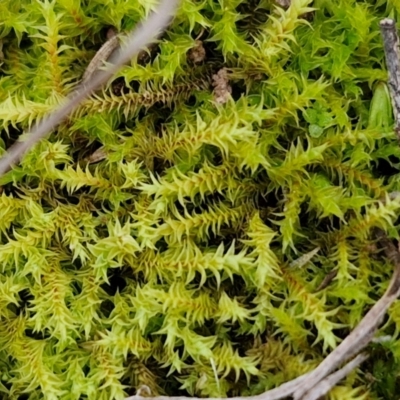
1, 0, 400, 399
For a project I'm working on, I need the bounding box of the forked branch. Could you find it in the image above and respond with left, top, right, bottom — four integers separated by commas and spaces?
125, 229, 400, 400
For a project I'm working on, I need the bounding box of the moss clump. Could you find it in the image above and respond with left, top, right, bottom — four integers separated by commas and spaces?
1, 0, 400, 399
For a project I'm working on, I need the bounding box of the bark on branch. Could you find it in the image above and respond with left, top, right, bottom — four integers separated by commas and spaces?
380, 18, 400, 137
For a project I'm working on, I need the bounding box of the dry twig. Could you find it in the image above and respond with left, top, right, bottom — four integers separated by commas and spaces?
293, 230, 400, 399
380, 18, 400, 137
315, 268, 338, 292
0, 0, 180, 177
299, 353, 369, 400
82, 28, 120, 84
83, 147, 108, 164
124, 229, 400, 400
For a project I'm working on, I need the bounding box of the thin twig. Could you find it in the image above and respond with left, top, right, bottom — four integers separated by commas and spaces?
380, 18, 400, 137
314, 268, 338, 292
293, 230, 400, 399
125, 359, 365, 400
82, 28, 120, 84
124, 230, 400, 400
125, 373, 312, 400
0, 0, 180, 177
298, 353, 369, 400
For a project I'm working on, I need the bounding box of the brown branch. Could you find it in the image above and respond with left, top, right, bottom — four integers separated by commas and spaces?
314, 268, 338, 292
82, 28, 120, 84
0, 0, 180, 177
380, 18, 400, 137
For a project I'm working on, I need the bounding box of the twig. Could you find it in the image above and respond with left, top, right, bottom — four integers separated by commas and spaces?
293, 230, 400, 399
82, 28, 120, 84
0, 0, 180, 177
125, 359, 364, 400
380, 18, 400, 138
83, 147, 108, 164
125, 373, 312, 400
124, 230, 400, 400
299, 353, 369, 400
314, 268, 338, 292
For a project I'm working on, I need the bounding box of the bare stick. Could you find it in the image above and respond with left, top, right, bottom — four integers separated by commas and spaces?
293, 231, 400, 399
125, 372, 312, 400
82, 28, 120, 84
0, 0, 180, 177
298, 353, 369, 400
126, 356, 366, 400
315, 268, 338, 292
380, 18, 400, 137
124, 231, 400, 400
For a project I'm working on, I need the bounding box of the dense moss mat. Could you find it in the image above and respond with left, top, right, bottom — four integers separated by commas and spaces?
2, 0, 400, 398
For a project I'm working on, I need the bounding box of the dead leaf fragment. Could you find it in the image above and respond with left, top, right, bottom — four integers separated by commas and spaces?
188, 40, 206, 64
274, 0, 291, 9
212, 68, 232, 104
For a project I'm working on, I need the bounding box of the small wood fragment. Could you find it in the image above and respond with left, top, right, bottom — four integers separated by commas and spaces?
84, 147, 108, 164
380, 18, 400, 138
315, 268, 338, 292
300, 353, 368, 400
82, 28, 120, 84
289, 247, 320, 268
274, 0, 291, 8
136, 386, 152, 398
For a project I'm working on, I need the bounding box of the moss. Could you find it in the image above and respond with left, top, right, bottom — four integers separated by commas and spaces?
0, 0, 400, 399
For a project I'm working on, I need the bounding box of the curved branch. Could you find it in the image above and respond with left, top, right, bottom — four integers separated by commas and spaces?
0, 0, 180, 177
125, 229, 400, 400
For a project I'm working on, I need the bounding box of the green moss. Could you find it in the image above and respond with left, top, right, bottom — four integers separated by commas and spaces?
0, 0, 400, 399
